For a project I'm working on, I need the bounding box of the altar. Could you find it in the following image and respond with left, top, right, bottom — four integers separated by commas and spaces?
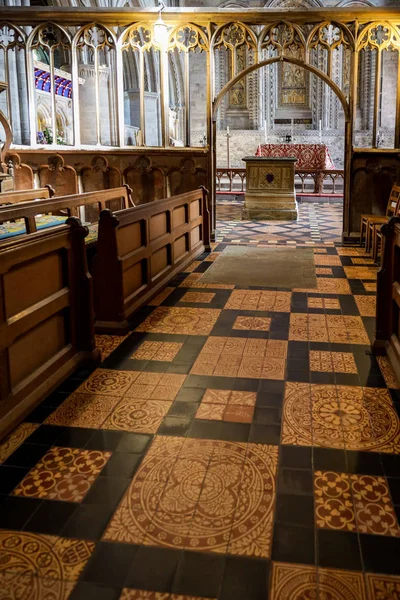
255, 143, 335, 170
242, 156, 298, 220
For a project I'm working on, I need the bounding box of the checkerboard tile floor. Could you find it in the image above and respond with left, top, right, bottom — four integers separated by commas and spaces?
1, 210, 400, 599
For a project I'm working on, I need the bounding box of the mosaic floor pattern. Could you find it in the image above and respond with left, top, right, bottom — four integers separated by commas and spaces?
1, 208, 400, 599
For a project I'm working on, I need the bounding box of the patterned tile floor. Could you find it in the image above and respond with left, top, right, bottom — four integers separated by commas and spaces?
1, 207, 400, 599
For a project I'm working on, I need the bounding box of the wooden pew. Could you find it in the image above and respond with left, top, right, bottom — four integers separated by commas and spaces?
93, 187, 211, 333
0, 217, 99, 440
0, 185, 54, 206
0, 185, 133, 243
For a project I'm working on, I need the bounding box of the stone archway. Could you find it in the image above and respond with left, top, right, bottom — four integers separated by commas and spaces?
211, 55, 351, 239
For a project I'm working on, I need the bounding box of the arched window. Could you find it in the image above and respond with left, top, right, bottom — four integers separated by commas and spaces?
28, 23, 73, 146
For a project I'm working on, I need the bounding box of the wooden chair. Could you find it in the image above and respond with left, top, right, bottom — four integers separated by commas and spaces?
360, 184, 400, 251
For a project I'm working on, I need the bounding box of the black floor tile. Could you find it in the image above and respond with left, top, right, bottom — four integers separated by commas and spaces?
0, 466, 30, 494
158, 416, 192, 436
125, 546, 182, 592
168, 402, 199, 419
56, 427, 95, 449
25, 405, 56, 424
317, 529, 362, 570
360, 533, 400, 574
313, 448, 347, 472
82, 541, 138, 585
82, 477, 131, 508
86, 430, 126, 451
275, 493, 315, 527
101, 453, 143, 478
387, 477, 400, 505
0, 496, 42, 529
256, 392, 283, 408
61, 503, 116, 540
219, 556, 269, 600
280, 446, 312, 469
187, 420, 223, 440
172, 551, 226, 598
249, 424, 281, 445
219, 422, 250, 443
272, 523, 315, 565
345, 450, 384, 475
382, 454, 400, 477
25, 424, 66, 446
277, 467, 314, 496
175, 388, 206, 403
115, 433, 153, 454
23, 500, 77, 535
3, 443, 50, 468
69, 581, 121, 600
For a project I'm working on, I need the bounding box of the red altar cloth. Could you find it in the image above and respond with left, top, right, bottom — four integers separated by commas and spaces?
255, 143, 335, 170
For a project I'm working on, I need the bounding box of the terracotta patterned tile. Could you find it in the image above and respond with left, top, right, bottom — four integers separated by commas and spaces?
229, 391, 257, 406
149, 287, 175, 306
232, 316, 271, 331
102, 398, 172, 433
344, 266, 378, 280
365, 573, 400, 600
314, 254, 342, 267
314, 248, 328, 254
377, 356, 400, 389
354, 295, 376, 317
180, 292, 216, 304
0, 530, 94, 584
135, 307, 221, 335
196, 403, 225, 420
351, 257, 375, 264
131, 341, 183, 362
362, 387, 400, 454
191, 337, 286, 380
224, 290, 292, 312
13, 447, 111, 502
309, 351, 357, 374
0, 423, 38, 464
103, 439, 278, 558
204, 252, 220, 262
0, 576, 75, 600
120, 591, 214, 600
125, 373, 186, 401
350, 474, 400, 536
45, 392, 120, 429
179, 273, 234, 289
294, 278, 351, 294
202, 389, 231, 405
185, 260, 202, 273
95, 333, 130, 361
314, 255, 342, 266
314, 471, 356, 531
77, 368, 137, 396
270, 562, 366, 600
316, 267, 333, 275
281, 382, 313, 446
223, 405, 254, 423
363, 282, 377, 292
323, 298, 341, 309
336, 247, 368, 256
290, 315, 369, 344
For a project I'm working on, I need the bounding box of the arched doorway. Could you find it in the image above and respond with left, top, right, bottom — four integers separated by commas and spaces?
211, 55, 351, 242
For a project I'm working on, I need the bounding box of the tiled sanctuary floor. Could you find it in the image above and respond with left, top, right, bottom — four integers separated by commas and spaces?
1, 205, 400, 599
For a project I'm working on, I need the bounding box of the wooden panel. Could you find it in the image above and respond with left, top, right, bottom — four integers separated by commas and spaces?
39, 167, 78, 197
150, 212, 168, 241
125, 168, 166, 205
123, 261, 144, 298
172, 205, 187, 229
190, 199, 200, 221
4, 252, 64, 319
117, 221, 143, 257
174, 234, 188, 261
9, 312, 67, 388
191, 225, 201, 247
151, 246, 169, 279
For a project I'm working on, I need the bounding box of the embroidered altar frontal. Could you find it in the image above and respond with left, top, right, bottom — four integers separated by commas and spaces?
255, 143, 335, 170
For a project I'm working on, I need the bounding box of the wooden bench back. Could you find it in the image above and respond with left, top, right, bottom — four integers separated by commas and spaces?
93, 187, 211, 332
0, 185, 54, 206
386, 184, 400, 217
0, 217, 99, 439
0, 185, 133, 236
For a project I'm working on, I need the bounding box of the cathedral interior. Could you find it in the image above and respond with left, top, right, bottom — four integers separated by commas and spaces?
1, 1, 400, 599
